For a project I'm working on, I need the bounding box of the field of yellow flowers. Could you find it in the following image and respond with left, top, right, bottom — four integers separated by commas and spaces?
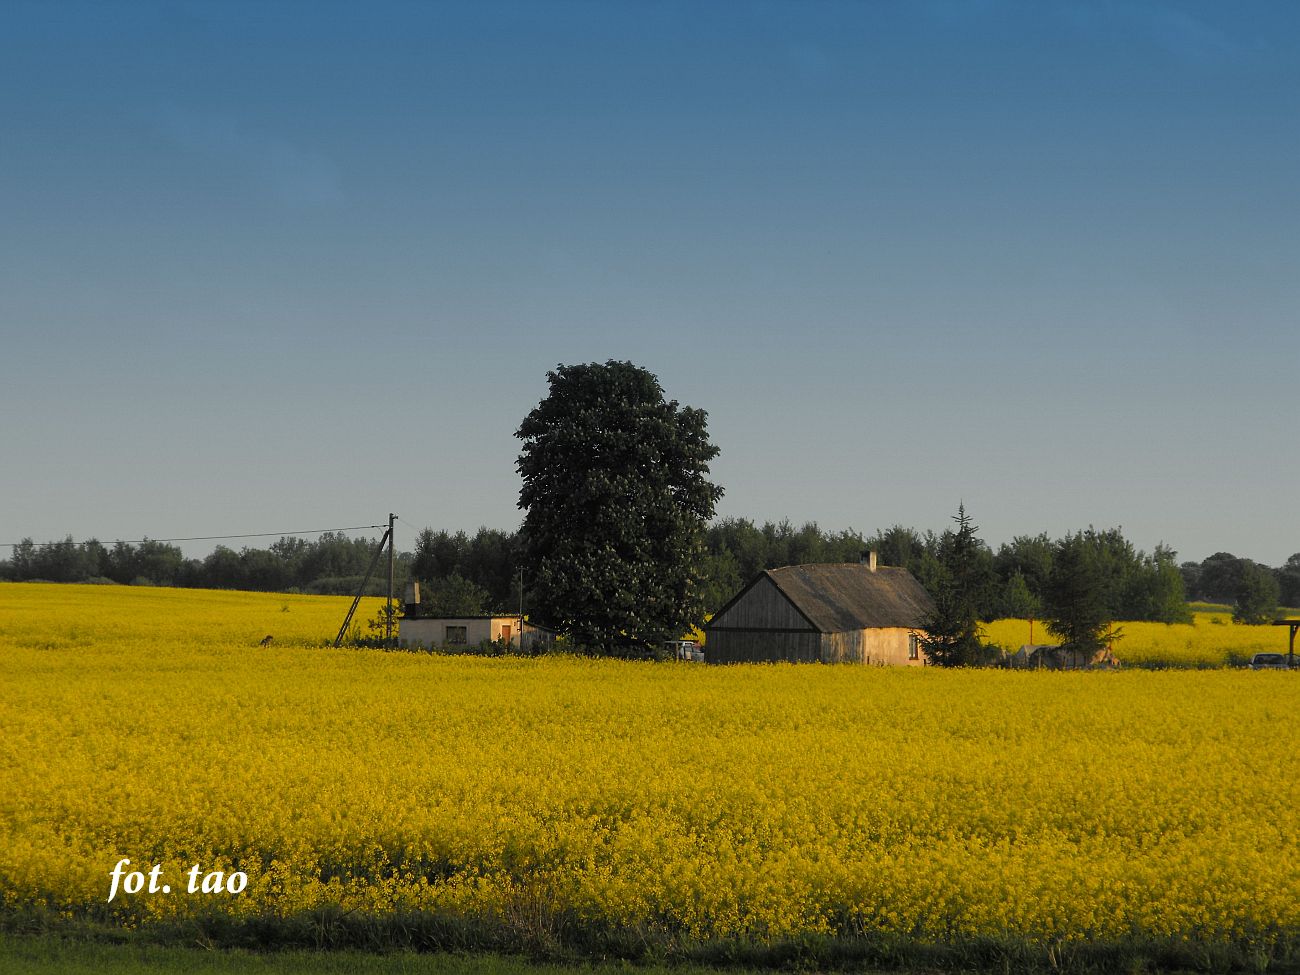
982, 611, 1292, 668
2, 582, 1298, 968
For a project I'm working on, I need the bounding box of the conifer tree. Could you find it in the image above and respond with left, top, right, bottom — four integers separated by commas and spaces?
918, 504, 989, 667
1044, 531, 1122, 654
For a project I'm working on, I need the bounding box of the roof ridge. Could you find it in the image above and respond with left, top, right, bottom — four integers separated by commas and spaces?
758, 561, 934, 632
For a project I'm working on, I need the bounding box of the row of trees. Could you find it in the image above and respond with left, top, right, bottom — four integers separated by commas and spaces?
919, 507, 1154, 666
1181, 551, 1300, 620
4, 520, 1292, 630
3, 360, 1294, 657
408, 528, 519, 616
4, 520, 1294, 627
0, 533, 406, 596
698, 519, 1197, 626
504, 362, 1289, 660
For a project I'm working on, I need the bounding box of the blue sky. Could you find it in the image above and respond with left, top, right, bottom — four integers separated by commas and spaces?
2, 1, 1297, 565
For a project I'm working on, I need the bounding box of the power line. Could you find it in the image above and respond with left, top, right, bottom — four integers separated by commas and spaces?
396, 515, 427, 536
0, 524, 388, 550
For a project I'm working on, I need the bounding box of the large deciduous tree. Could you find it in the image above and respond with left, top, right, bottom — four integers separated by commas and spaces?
1233, 562, 1280, 625
516, 361, 723, 654
1280, 554, 1300, 609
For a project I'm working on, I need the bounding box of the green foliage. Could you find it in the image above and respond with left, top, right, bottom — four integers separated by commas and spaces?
2, 537, 106, 583
0, 531, 405, 594
411, 528, 521, 612
1281, 553, 1300, 608
695, 518, 868, 611
918, 505, 991, 667
691, 518, 1192, 628
935, 509, 998, 623
994, 534, 1054, 601
0, 514, 1273, 632
419, 573, 490, 617
1183, 551, 1292, 618
1128, 544, 1192, 624
1043, 531, 1122, 655
866, 524, 946, 595
516, 360, 722, 653
871, 524, 929, 573
1196, 552, 1248, 602
306, 575, 389, 597
1232, 562, 1280, 625
111, 539, 185, 586
1000, 571, 1041, 620
365, 603, 402, 643
695, 546, 743, 617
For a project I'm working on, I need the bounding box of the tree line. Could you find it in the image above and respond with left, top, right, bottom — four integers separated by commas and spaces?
1181, 551, 1299, 617
6, 520, 1295, 625
0, 533, 408, 596
8, 361, 1296, 661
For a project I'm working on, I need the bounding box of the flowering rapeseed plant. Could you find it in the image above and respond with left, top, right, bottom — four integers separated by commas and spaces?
1, 583, 1296, 955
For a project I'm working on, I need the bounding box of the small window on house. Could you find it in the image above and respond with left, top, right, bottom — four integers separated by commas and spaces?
445, 625, 467, 645
908, 633, 920, 660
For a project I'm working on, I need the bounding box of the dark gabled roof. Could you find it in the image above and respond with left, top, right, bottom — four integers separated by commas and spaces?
763, 563, 935, 632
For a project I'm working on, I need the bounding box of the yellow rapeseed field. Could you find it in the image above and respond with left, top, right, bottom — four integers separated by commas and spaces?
982, 613, 1292, 668
2, 582, 1298, 960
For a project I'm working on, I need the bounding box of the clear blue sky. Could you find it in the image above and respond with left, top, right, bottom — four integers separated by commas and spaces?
2, 1, 1297, 566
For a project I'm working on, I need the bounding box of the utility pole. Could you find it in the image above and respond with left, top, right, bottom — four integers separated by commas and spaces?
333, 520, 393, 648
386, 512, 397, 649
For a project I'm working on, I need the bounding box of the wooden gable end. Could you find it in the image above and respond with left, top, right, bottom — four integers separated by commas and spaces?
708, 574, 818, 631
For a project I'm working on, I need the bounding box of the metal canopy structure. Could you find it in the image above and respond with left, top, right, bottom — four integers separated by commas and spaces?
1272, 619, 1300, 667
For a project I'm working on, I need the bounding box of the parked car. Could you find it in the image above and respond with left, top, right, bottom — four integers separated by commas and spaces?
665, 640, 705, 662
1248, 653, 1290, 671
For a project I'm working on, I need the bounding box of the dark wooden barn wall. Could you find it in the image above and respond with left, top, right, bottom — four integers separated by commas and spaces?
710, 576, 811, 630
707, 630, 874, 664
707, 629, 822, 663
